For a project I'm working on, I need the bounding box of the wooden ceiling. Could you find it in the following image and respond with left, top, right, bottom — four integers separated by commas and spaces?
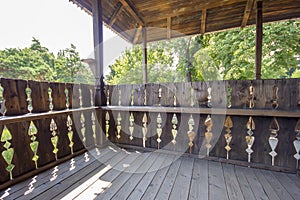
70, 0, 300, 43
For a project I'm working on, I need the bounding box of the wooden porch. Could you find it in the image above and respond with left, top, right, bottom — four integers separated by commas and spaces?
1, 146, 299, 200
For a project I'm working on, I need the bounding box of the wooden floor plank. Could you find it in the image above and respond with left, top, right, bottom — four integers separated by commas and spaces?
169, 157, 194, 200
12, 148, 108, 200
272, 171, 300, 200
110, 152, 162, 200
240, 166, 269, 200
252, 168, 280, 200
287, 174, 300, 189
155, 159, 182, 200
234, 166, 255, 200
31, 147, 128, 200
141, 156, 177, 200
261, 169, 294, 200
126, 154, 175, 200
189, 159, 209, 200
208, 161, 229, 200
222, 163, 244, 200
93, 151, 151, 200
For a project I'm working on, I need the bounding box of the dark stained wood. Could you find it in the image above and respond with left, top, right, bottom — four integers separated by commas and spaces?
119, 0, 145, 25
223, 163, 244, 200
255, 0, 262, 80
189, 159, 209, 200
49, 82, 66, 111
201, 9, 207, 35
109, 2, 123, 26
142, 27, 147, 84
28, 80, 49, 113
209, 161, 229, 200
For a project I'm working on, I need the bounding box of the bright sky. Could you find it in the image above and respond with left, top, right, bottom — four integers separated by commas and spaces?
0, 0, 130, 65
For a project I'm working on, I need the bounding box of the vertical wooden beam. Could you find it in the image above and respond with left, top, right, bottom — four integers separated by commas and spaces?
167, 17, 171, 39
255, 0, 262, 80
92, 0, 104, 106
201, 9, 207, 35
142, 27, 147, 84
133, 25, 143, 44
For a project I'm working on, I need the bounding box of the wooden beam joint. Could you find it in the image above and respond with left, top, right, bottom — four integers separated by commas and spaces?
201, 9, 207, 35
109, 3, 123, 26
119, 0, 145, 25
167, 17, 171, 39
241, 0, 254, 28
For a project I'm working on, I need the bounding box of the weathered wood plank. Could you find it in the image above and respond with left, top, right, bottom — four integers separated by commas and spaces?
189, 159, 209, 200
222, 163, 244, 200
234, 166, 256, 200
169, 157, 194, 200
208, 161, 229, 200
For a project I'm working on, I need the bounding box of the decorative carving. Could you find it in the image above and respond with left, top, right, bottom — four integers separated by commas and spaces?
227, 85, 232, 108
90, 89, 94, 106
269, 117, 280, 166
28, 121, 39, 168
190, 87, 194, 107
144, 87, 147, 106
207, 87, 212, 107
106, 88, 110, 106
91, 112, 96, 144
205, 115, 213, 156
187, 115, 195, 154
173, 88, 177, 107
26, 85, 33, 112
171, 114, 178, 145
67, 115, 74, 154
48, 87, 53, 111
116, 112, 122, 139
142, 113, 148, 148
294, 119, 300, 169
156, 113, 162, 149
271, 85, 279, 109
0, 83, 6, 116
79, 87, 83, 108
248, 84, 254, 109
50, 119, 58, 160
118, 87, 122, 106
105, 112, 110, 139
224, 116, 233, 160
131, 88, 134, 106
245, 116, 255, 163
1, 126, 14, 179
129, 112, 134, 140
158, 88, 162, 106
64, 87, 69, 109
80, 113, 86, 145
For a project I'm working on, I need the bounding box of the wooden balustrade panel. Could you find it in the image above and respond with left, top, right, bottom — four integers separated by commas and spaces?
228, 80, 249, 108
69, 113, 85, 152
132, 84, 145, 106
160, 82, 176, 106
146, 83, 159, 106
175, 82, 191, 107
28, 80, 49, 113
66, 83, 74, 108
72, 84, 81, 108
50, 82, 66, 111
0, 125, 7, 184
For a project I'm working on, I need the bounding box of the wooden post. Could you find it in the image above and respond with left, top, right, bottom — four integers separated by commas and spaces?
142, 27, 148, 84
92, 0, 104, 106
255, 0, 262, 80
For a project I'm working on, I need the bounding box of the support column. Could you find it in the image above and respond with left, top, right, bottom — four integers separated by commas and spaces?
92, 0, 104, 106
142, 27, 148, 84
255, 0, 262, 80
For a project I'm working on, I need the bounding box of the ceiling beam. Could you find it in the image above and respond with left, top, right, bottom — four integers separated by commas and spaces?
167, 17, 171, 39
119, 0, 145, 25
241, 0, 255, 28
201, 9, 207, 35
109, 3, 123, 26
133, 25, 143, 44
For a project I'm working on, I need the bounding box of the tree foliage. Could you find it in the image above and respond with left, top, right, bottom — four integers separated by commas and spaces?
0, 38, 93, 83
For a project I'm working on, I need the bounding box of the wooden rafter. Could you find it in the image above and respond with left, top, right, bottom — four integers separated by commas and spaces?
133, 25, 143, 44
241, 0, 255, 28
201, 9, 207, 35
167, 17, 171, 39
119, 0, 145, 25
109, 3, 123, 26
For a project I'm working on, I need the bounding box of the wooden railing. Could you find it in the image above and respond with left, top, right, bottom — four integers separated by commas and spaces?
0, 78, 102, 190
0, 78, 299, 190
103, 79, 300, 172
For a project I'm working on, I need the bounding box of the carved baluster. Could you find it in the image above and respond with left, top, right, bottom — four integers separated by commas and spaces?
294, 119, 300, 169
171, 114, 178, 145
245, 116, 255, 163
90, 89, 94, 106
28, 121, 39, 169
48, 87, 53, 111
130, 88, 134, 106
224, 116, 233, 160
67, 115, 74, 154
173, 88, 177, 107
80, 113, 86, 145
105, 112, 110, 139
118, 87, 121, 106
106, 88, 110, 106
0, 83, 6, 116
269, 117, 280, 166
1, 126, 14, 180
91, 112, 96, 145
227, 85, 232, 108
129, 113, 134, 141
26, 84, 33, 113
249, 84, 254, 109
187, 115, 195, 154
207, 87, 212, 108
50, 119, 58, 160
144, 87, 147, 106
64, 87, 69, 109
205, 115, 213, 156
158, 88, 162, 106
116, 112, 122, 139
190, 87, 194, 107
142, 113, 148, 148
79, 87, 83, 108
271, 85, 279, 109
155, 113, 162, 148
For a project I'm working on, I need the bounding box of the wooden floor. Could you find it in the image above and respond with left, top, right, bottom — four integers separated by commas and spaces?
1, 146, 300, 200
